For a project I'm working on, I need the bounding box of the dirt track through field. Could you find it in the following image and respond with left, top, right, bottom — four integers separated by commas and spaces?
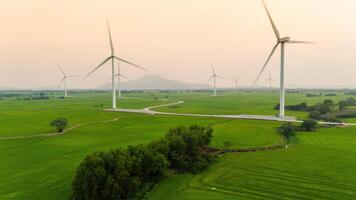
2, 100, 356, 140
0, 117, 120, 140
114, 101, 356, 126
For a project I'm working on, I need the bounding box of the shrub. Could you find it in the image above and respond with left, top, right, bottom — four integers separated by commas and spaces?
319, 114, 342, 123
164, 125, 214, 173
278, 123, 296, 139
309, 110, 321, 120
338, 100, 347, 110
323, 99, 334, 106
50, 118, 68, 132
71, 149, 141, 200
299, 119, 318, 131
127, 145, 168, 182
275, 102, 308, 111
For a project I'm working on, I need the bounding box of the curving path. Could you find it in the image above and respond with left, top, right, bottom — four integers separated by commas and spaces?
2, 100, 355, 140
107, 100, 356, 126
0, 117, 120, 140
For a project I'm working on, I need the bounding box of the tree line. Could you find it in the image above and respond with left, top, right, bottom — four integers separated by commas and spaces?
71, 125, 214, 200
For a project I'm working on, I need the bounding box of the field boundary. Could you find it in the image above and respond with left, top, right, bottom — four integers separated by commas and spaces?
108, 101, 356, 126
0, 117, 120, 140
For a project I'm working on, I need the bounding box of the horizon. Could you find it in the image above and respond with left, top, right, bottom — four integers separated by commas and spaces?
1, 0, 356, 89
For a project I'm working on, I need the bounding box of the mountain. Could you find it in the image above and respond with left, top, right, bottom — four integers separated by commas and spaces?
98, 74, 210, 90
0, 86, 18, 90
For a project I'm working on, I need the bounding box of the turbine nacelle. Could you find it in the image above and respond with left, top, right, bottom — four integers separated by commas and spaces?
278, 37, 290, 43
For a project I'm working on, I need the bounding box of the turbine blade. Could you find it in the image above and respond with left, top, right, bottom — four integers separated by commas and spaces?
58, 77, 65, 87
120, 74, 131, 81
84, 56, 112, 79
205, 75, 214, 84
105, 76, 115, 82
114, 56, 146, 71
262, 0, 280, 39
106, 19, 114, 54
58, 65, 65, 76
253, 42, 279, 87
216, 75, 224, 79
212, 64, 215, 75
287, 40, 315, 44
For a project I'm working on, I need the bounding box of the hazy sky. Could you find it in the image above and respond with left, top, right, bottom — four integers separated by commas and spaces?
1, 0, 356, 89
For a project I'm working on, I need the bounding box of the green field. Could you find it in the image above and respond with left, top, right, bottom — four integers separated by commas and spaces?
0, 91, 356, 199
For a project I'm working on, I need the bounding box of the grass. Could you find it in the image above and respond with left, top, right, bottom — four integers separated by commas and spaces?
0, 91, 356, 200
154, 91, 354, 120
146, 126, 356, 200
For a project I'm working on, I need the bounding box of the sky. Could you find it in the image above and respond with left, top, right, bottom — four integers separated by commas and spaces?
1, 0, 356, 89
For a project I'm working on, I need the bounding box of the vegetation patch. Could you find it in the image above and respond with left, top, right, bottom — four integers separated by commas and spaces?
71, 125, 214, 200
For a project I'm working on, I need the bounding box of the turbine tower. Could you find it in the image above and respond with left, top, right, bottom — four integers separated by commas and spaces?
266, 73, 273, 91
105, 69, 131, 98
253, 0, 313, 118
84, 20, 146, 110
233, 78, 239, 91
58, 65, 77, 98
206, 64, 223, 97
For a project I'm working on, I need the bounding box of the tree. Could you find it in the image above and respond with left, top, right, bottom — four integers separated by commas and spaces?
127, 145, 168, 182
278, 123, 296, 139
309, 110, 321, 120
323, 99, 334, 106
338, 100, 347, 110
299, 119, 318, 132
71, 125, 216, 200
71, 149, 141, 200
50, 118, 68, 132
164, 125, 214, 173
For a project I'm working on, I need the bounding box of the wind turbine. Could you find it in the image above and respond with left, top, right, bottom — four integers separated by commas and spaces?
105, 68, 131, 98
84, 20, 146, 110
233, 78, 239, 91
266, 73, 274, 91
58, 65, 77, 98
206, 64, 223, 96
253, 0, 313, 118
116, 61, 134, 98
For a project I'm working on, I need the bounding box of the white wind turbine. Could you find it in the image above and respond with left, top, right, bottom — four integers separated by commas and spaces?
84, 20, 146, 110
206, 64, 223, 96
253, 0, 313, 118
266, 72, 274, 91
233, 78, 239, 91
105, 65, 131, 98
58, 65, 77, 98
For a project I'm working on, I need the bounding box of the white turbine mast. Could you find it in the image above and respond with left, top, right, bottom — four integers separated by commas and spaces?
253, 0, 313, 118
233, 77, 239, 91
206, 64, 223, 96
266, 72, 274, 91
84, 19, 146, 110
58, 65, 77, 98
105, 69, 131, 98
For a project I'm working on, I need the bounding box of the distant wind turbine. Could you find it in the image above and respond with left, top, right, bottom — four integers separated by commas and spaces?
233, 78, 239, 91
206, 64, 223, 96
58, 65, 77, 98
252, 0, 314, 118
84, 20, 146, 110
105, 68, 131, 98
266, 73, 274, 91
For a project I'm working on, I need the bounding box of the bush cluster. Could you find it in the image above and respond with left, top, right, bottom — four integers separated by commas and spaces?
278, 123, 296, 140
338, 97, 356, 110
71, 125, 214, 200
275, 102, 308, 111
278, 120, 318, 140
